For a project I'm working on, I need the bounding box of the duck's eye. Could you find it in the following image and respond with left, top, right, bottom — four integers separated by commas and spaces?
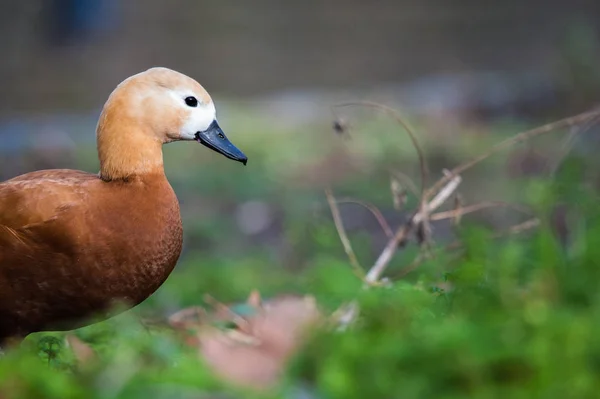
184, 96, 198, 107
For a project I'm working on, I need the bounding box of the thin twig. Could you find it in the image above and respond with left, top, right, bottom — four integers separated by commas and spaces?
331, 105, 599, 290
419, 173, 462, 221
497, 218, 540, 236
325, 188, 366, 279
333, 101, 428, 199
549, 112, 600, 176
364, 223, 413, 285
330, 101, 433, 285
336, 198, 393, 238
364, 174, 462, 284
333, 301, 360, 331
429, 201, 532, 222
423, 108, 600, 203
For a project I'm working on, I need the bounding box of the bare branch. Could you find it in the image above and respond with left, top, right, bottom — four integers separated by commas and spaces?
496, 218, 540, 236
332, 301, 360, 331
429, 201, 532, 222
325, 188, 366, 279
330, 104, 599, 291
419, 172, 462, 220
364, 223, 411, 284
336, 198, 394, 238
549, 112, 600, 176
423, 108, 600, 203
365, 174, 462, 284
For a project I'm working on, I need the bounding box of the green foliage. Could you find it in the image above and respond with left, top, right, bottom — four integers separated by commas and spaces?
290, 190, 600, 399
3, 115, 600, 398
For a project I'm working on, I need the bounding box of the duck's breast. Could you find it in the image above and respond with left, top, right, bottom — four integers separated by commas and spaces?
83, 177, 184, 307
0, 173, 184, 336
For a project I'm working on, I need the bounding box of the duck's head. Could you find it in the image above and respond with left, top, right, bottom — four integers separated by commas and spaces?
96, 67, 247, 181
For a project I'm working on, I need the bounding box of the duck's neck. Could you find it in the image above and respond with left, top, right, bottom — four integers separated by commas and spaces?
97, 122, 165, 182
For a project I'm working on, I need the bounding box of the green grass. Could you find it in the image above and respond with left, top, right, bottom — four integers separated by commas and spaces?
2, 113, 599, 398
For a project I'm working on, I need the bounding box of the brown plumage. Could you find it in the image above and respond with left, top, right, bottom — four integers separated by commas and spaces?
0, 67, 247, 345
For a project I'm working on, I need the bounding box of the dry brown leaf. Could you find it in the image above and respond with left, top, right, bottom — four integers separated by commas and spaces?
197, 295, 321, 390
65, 334, 96, 366
168, 306, 205, 327
167, 293, 321, 389
168, 306, 207, 347
246, 290, 263, 308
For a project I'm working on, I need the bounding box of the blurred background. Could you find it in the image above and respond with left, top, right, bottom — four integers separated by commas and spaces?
2, 1, 600, 115
4, 1, 600, 397
1, 0, 600, 313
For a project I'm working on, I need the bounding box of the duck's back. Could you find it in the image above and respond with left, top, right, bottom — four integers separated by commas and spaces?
0, 169, 98, 228
0, 169, 183, 340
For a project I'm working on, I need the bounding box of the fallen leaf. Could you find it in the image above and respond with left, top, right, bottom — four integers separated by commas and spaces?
195, 294, 321, 390
65, 334, 96, 367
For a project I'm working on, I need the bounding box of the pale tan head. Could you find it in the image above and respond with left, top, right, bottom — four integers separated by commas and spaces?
96, 67, 246, 181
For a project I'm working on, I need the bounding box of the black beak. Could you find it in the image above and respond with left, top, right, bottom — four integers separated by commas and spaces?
194, 121, 247, 165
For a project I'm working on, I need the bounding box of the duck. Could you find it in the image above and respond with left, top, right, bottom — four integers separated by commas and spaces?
0, 67, 247, 346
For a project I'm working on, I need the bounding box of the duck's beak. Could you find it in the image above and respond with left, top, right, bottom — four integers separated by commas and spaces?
194, 121, 248, 165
